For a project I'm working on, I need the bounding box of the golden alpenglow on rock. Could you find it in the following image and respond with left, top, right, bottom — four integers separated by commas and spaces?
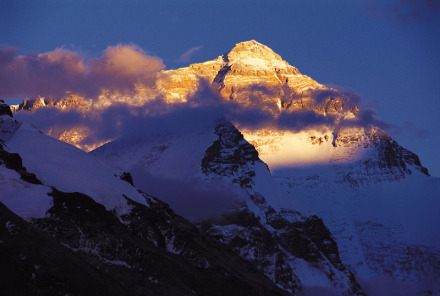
12, 41, 359, 150
158, 41, 325, 111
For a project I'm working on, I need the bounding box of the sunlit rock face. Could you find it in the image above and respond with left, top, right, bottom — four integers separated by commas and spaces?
14, 93, 89, 112
156, 57, 225, 102
213, 41, 319, 107
57, 126, 110, 152
157, 40, 356, 116
243, 126, 428, 179
159, 40, 314, 102
9, 40, 352, 113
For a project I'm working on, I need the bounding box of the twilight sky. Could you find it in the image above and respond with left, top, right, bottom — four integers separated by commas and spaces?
1, 0, 440, 175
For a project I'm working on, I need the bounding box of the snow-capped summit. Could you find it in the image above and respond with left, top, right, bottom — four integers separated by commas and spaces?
158, 40, 323, 108
223, 40, 291, 70
227, 40, 281, 58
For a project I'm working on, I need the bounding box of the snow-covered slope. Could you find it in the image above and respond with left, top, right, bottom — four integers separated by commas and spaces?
0, 108, 292, 296
1, 98, 148, 218
92, 118, 364, 295
272, 163, 440, 294
4, 122, 148, 216
241, 124, 440, 294
1, 106, 151, 219
0, 148, 52, 220
243, 125, 429, 178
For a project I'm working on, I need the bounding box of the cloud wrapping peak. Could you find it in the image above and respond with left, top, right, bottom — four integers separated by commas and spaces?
14, 77, 395, 151
89, 45, 164, 91
0, 44, 164, 99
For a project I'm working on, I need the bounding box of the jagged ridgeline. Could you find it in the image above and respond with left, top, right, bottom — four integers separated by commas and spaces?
4, 41, 440, 295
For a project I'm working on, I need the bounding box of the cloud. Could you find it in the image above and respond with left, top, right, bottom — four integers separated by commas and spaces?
89, 44, 163, 91
12, 77, 395, 150
14, 107, 85, 138
342, 108, 391, 130
228, 83, 360, 116
367, 0, 440, 23
130, 168, 241, 222
404, 121, 429, 138
276, 110, 336, 131
326, 86, 362, 106
0, 44, 164, 100
177, 46, 203, 63
0, 47, 86, 99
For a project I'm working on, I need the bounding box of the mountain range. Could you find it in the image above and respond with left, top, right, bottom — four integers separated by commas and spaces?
2, 41, 439, 295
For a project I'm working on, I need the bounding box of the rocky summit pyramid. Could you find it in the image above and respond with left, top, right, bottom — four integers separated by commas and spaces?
8, 41, 440, 295
159, 40, 319, 100
158, 40, 354, 116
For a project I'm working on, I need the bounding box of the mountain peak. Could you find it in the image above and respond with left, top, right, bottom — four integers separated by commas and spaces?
225, 40, 283, 63
232, 40, 271, 50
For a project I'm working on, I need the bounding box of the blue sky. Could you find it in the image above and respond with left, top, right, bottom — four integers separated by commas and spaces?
1, 0, 439, 175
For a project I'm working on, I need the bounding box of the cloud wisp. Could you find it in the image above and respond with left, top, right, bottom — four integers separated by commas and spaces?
403, 121, 429, 138
177, 46, 203, 63
0, 44, 164, 99
367, 0, 440, 23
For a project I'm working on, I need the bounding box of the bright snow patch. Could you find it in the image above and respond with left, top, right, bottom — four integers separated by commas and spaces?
5, 122, 149, 216
0, 165, 53, 220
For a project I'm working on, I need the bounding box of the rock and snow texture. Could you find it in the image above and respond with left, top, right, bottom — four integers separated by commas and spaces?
3, 121, 149, 217
0, 113, 52, 219
159, 40, 324, 103
2, 98, 150, 219
1, 106, 289, 296
0, 150, 51, 220
243, 125, 439, 294
93, 120, 364, 295
273, 165, 440, 295
243, 125, 429, 179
